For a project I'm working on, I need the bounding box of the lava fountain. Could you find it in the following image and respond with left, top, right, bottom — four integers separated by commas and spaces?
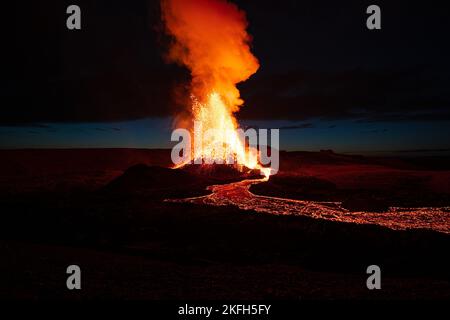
161, 0, 272, 178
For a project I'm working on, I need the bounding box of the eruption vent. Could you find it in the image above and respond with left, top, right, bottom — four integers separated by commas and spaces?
161, 0, 270, 177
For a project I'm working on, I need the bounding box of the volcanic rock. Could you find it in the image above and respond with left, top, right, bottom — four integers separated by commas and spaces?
181, 163, 263, 180
103, 164, 262, 199
341, 194, 390, 213
249, 175, 339, 201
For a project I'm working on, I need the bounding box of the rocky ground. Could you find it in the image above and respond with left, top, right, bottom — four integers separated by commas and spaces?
0, 149, 449, 300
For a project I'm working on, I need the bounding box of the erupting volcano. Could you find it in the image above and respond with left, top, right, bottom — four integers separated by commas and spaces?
161, 0, 271, 177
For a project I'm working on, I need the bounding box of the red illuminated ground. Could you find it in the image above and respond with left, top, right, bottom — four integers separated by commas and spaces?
1, 149, 449, 299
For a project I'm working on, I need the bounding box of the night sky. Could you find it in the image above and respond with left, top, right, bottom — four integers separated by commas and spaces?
2, 0, 450, 154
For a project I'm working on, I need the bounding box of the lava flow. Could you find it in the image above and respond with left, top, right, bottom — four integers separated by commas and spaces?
161, 0, 271, 178
169, 179, 450, 234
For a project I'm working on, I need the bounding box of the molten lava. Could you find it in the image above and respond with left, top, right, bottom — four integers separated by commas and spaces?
161, 0, 271, 178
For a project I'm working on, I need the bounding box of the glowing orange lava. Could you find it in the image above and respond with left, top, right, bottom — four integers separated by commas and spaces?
161, 0, 271, 178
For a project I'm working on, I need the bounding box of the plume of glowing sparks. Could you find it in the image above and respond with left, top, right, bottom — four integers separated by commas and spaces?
161, 0, 271, 178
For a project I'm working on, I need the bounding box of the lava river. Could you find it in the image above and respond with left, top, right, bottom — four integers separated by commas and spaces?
168, 178, 450, 234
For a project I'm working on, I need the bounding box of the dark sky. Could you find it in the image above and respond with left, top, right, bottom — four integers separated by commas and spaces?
1, 0, 450, 152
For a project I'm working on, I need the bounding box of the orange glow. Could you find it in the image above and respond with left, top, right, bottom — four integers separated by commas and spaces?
161, 0, 270, 178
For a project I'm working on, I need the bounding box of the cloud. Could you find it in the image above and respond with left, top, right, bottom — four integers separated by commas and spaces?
279, 123, 315, 130
94, 127, 122, 132
393, 148, 450, 153
355, 112, 450, 123
359, 129, 388, 134
238, 68, 450, 122
0, 1, 189, 125
1, 0, 449, 126
0, 123, 52, 128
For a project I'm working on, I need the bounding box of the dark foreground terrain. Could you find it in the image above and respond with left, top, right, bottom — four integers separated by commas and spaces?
0, 149, 449, 300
